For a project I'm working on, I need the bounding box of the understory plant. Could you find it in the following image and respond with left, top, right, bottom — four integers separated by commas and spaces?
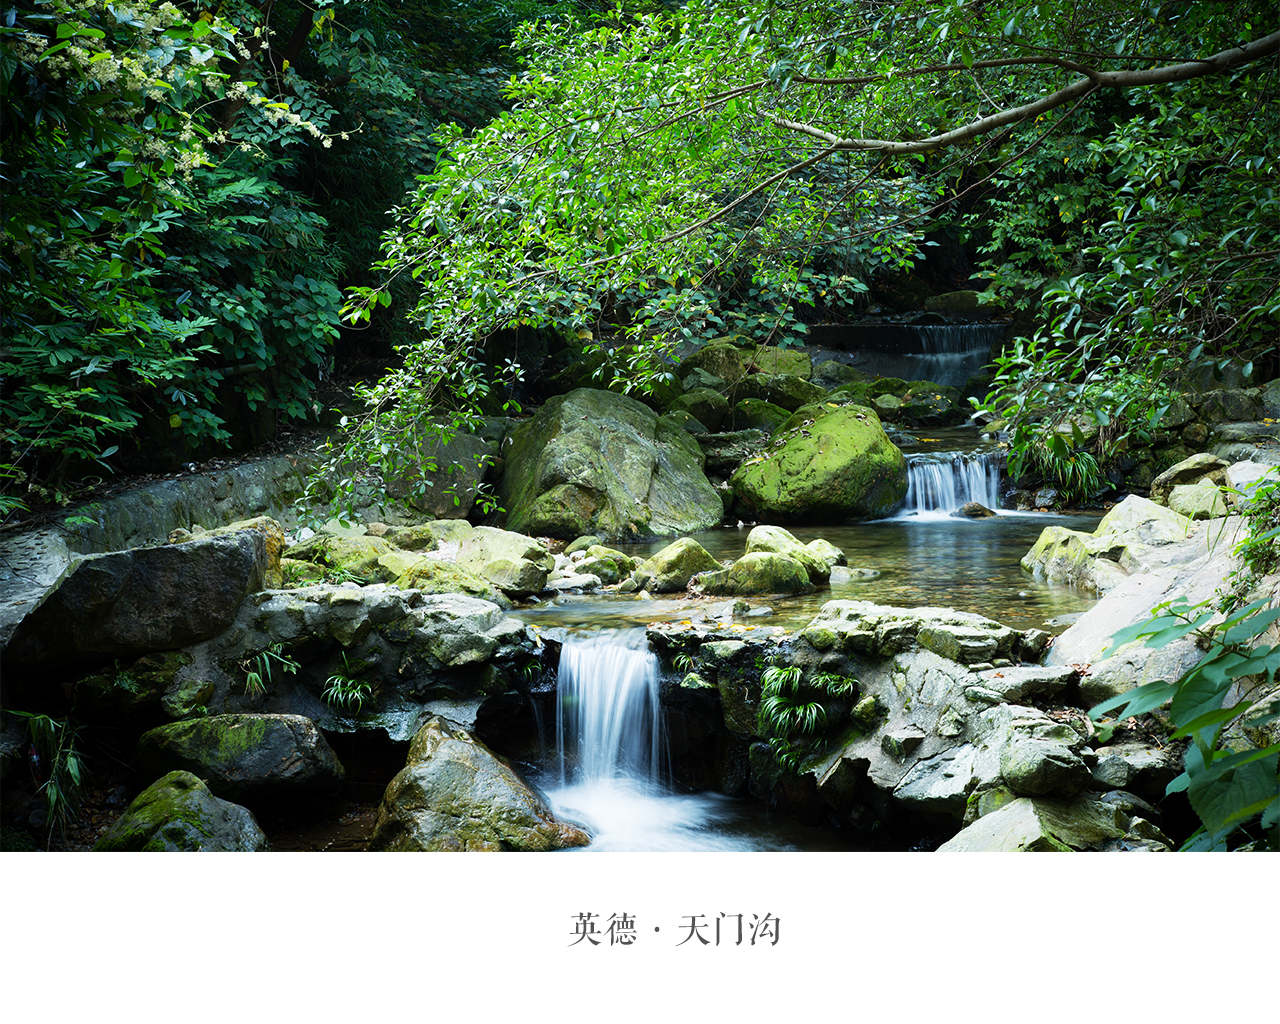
9, 710, 87, 845
241, 643, 300, 698
758, 664, 858, 770
322, 652, 372, 716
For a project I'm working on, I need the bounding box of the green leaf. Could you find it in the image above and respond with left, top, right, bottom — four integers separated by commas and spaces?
1089, 680, 1177, 721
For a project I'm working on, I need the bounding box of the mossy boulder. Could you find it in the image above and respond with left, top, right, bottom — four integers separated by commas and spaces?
679, 340, 753, 385
667, 388, 730, 431
812, 361, 870, 391
693, 551, 816, 597
369, 716, 591, 851
285, 533, 392, 581
744, 525, 833, 584
729, 406, 908, 521
134, 714, 345, 805
732, 373, 828, 412
633, 537, 723, 593
896, 382, 966, 427
731, 398, 792, 432
385, 554, 509, 606
456, 526, 555, 599
498, 388, 723, 540
827, 382, 872, 406
745, 345, 812, 380
577, 545, 639, 585
93, 771, 268, 852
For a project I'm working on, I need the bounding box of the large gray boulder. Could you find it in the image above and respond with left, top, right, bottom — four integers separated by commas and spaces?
937, 796, 1166, 852
134, 714, 345, 804
498, 388, 723, 540
93, 771, 269, 852
1149, 453, 1229, 507
369, 716, 591, 851
3, 530, 269, 668
1021, 495, 1196, 592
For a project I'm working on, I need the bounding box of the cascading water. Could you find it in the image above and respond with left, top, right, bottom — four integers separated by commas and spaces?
543, 632, 817, 851
823, 322, 1005, 386
555, 635, 664, 786
901, 450, 1003, 516
900, 324, 1002, 386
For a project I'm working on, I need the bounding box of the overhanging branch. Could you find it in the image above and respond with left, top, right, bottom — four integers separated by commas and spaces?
774, 30, 1280, 154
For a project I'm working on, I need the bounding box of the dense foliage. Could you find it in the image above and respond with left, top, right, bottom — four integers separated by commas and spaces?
0, 0, 551, 518
330, 0, 1278, 511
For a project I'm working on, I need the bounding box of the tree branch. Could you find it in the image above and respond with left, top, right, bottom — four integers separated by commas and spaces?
775, 30, 1280, 154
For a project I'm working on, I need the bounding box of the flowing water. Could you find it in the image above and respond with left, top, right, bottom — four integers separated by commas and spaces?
538, 632, 860, 852
520, 427, 1102, 851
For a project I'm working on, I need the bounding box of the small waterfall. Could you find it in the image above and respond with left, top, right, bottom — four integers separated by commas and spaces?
900, 324, 1001, 386
555, 634, 664, 786
902, 451, 1003, 515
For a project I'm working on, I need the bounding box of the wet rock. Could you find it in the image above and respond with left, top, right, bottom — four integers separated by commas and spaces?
576, 545, 638, 586
4, 530, 269, 668
93, 771, 269, 852
744, 525, 834, 584
729, 406, 907, 522
937, 796, 1133, 852
668, 388, 730, 431
953, 502, 996, 518
693, 551, 816, 598
498, 388, 723, 540
1149, 453, 1229, 506
383, 554, 508, 607
134, 714, 345, 804
732, 373, 828, 412
456, 526, 555, 599
632, 537, 723, 593
369, 716, 591, 851
730, 397, 792, 433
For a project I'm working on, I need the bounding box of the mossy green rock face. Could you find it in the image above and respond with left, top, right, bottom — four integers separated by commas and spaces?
285, 533, 392, 581
744, 525, 832, 584
369, 717, 591, 851
456, 526, 555, 599
499, 388, 723, 540
667, 388, 729, 431
897, 382, 966, 427
695, 551, 815, 597
633, 537, 723, 593
731, 398, 791, 432
729, 406, 907, 521
93, 771, 268, 852
134, 714, 345, 804
388, 556, 508, 607
733, 373, 828, 412
578, 545, 638, 585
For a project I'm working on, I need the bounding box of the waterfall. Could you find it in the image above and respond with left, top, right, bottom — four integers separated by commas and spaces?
820, 322, 1004, 386
902, 451, 1003, 515
555, 634, 664, 786
900, 324, 1002, 386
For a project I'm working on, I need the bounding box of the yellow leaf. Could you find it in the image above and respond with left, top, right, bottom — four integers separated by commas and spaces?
169, 414, 182, 428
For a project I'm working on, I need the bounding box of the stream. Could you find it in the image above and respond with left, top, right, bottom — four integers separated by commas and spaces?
511, 427, 1103, 852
